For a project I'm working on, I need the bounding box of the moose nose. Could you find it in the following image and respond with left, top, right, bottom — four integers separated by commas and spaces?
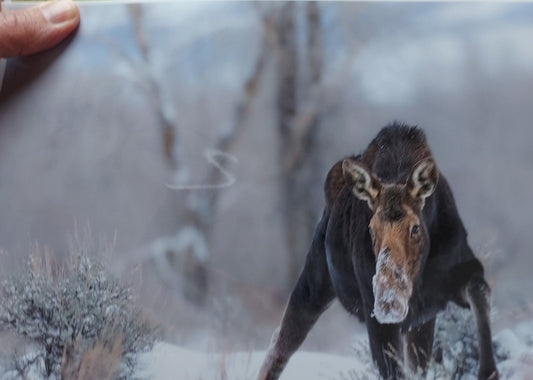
374, 293, 409, 324
372, 248, 412, 324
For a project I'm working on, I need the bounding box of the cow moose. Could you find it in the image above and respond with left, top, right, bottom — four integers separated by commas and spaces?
257, 124, 498, 380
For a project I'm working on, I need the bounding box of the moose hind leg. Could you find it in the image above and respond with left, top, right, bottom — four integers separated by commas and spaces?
465, 277, 498, 380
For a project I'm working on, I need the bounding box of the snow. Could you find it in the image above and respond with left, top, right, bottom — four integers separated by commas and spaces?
137, 344, 367, 380
495, 322, 533, 380
138, 320, 533, 380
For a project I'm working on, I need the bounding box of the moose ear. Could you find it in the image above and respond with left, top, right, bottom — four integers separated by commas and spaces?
408, 158, 439, 201
342, 159, 381, 208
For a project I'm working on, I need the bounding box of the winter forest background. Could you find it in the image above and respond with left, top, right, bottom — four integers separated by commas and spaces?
1, 1, 533, 378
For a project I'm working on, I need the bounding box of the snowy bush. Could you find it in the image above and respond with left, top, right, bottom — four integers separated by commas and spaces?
430, 303, 481, 379
0, 254, 156, 379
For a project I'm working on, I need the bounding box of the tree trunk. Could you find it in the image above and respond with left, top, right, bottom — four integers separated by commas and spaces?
275, 2, 324, 291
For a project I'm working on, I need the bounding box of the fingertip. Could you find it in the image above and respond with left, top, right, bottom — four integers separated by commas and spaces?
0, 1, 80, 57
40, 0, 80, 27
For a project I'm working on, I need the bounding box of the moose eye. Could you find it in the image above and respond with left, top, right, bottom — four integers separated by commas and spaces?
411, 224, 420, 236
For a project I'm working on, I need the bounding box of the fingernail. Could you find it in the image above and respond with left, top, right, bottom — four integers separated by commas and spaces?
41, 0, 78, 24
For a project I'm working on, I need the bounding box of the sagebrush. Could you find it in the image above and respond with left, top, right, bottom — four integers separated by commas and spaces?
0, 253, 156, 379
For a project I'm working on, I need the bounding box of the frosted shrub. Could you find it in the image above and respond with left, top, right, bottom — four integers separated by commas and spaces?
431, 303, 480, 379
0, 254, 155, 379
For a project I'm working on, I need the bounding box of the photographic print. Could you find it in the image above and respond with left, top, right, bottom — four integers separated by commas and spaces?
1, 2, 533, 379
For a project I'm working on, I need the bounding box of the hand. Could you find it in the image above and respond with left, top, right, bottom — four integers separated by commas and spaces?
0, 0, 80, 58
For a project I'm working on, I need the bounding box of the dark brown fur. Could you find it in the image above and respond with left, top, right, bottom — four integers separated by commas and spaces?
257, 123, 498, 380
324, 160, 345, 207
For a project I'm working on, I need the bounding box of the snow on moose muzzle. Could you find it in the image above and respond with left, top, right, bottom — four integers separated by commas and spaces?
372, 250, 412, 324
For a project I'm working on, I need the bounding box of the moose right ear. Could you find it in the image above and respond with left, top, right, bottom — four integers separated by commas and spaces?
342, 159, 381, 209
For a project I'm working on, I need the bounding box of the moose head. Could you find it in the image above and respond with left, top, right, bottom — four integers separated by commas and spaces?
342, 157, 439, 324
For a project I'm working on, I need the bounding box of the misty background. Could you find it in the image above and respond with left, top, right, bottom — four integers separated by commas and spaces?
0, 1, 532, 355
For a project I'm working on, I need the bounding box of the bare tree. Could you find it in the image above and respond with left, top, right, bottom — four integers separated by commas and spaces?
126, 4, 271, 305
124, 1, 326, 303
274, 2, 324, 290
129, 4, 179, 171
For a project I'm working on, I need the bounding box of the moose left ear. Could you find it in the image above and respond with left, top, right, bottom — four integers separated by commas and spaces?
408, 158, 439, 201
342, 159, 382, 209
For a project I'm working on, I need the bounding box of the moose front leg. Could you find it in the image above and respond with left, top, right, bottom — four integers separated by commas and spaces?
257, 290, 332, 380
257, 217, 335, 380
404, 317, 436, 376
464, 276, 498, 380
366, 316, 403, 380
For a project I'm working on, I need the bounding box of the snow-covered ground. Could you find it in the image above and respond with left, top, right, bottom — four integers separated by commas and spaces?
495, 323, 533, 380
138, 320, 533, 380
137, 343, 369, 380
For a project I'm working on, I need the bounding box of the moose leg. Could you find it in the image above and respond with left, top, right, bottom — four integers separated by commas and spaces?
404, 318, 435, 375
257, 217, 335, 380
366, 317, 403, 380
464, 276, 498, 380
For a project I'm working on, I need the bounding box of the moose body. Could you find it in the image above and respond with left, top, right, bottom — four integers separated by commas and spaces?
257, 124, 498, 380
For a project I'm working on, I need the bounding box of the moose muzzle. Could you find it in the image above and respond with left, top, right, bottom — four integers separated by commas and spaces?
372, 249, 412, 324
